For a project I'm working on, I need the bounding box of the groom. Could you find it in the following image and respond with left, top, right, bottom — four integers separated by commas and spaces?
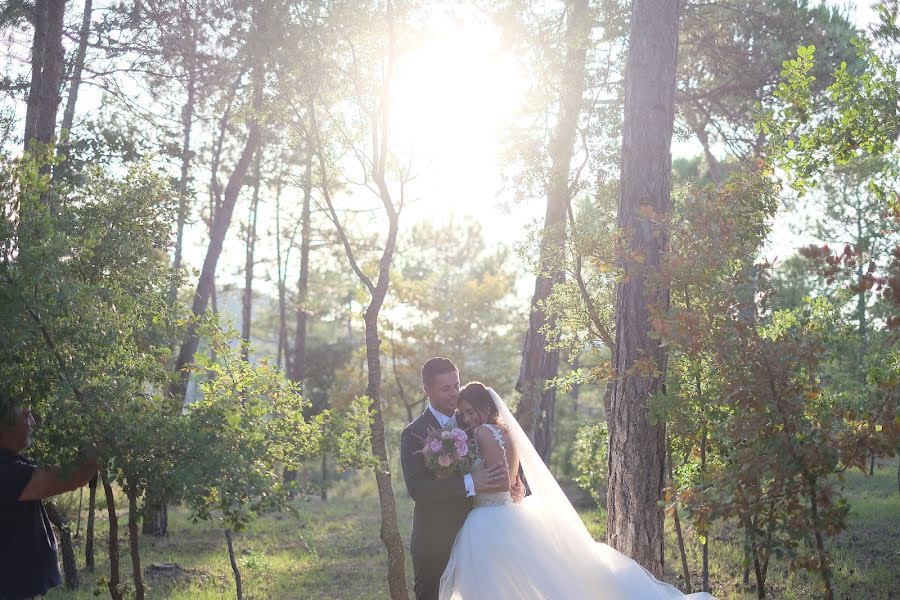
400, 357, 520, 600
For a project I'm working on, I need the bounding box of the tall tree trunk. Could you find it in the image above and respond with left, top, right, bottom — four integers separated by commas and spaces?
126, 479, 145, 600
169, 64, 265, 403
85, 473, 97, 571
149, 58, 266, 538
283, 153, 312, 487
364, 309, 409, 600
292, 152, 313, 383
241, 148, 263, 361
225, 529, 243, 600
275, 174, 288, 369
101, 473, 123, 600
24, 0, 66, 152
316, 3, 408, 592
606, 0, 680, 577
169, 64, 197, 304
44, 501, 78, 590
516, 0, 589, 463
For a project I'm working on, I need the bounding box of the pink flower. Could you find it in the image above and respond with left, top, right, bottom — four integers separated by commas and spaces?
441, 431, 453, 440
429, 439, 442, 453
438, 454, 453, 467
451, 427, 467, 441
455, 440, 468, 457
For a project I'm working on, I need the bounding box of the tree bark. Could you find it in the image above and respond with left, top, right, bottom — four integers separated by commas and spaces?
241, 147, 263, 361
516, 0, 589, 463
101, 473, 123, 600
85, 473, 97, 571
24, 0, 66, 152
126, 479, 145, 600
364, 309, 409, 600
44, 501, 78, 590
606, 0, 680, 577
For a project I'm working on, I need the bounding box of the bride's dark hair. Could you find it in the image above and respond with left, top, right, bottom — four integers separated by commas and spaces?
459, 381, 501, 425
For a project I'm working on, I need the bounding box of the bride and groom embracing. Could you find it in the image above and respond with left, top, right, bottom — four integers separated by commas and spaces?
399, 357, 716, 600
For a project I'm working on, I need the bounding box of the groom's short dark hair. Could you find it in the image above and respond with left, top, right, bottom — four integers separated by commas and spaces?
421, 357, 458, 386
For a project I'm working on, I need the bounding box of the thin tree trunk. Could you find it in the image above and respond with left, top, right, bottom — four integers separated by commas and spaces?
58, 0, 92, 153
151, 63, 265, 538
607, 0, 680, 577
101, 473, 123, 600
316, 3, 408, 592
44, 501, 78, 590
283, 154, 312, 486
275, 174, 288, 369
683, 112, 723, 185
75, 486, 83, 537
292, 152, 313, 383
169, 64, 197, 304
320, 449, 328, 501
807, 477, 835, 600
364, 310, 409, 600
701, 424, 710, 592
85, 473, 97, 571
516, 0, 589, 464
753, 540, 766, 599
225, 529, 243, 600
667, 438, 692, 593
126, 479, 145, 600
170, 63, 265, 402
241, 147, 263, 361
743, 529, 752, 586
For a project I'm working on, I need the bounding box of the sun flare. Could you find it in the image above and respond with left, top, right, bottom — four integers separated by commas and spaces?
388, 12, 530, 201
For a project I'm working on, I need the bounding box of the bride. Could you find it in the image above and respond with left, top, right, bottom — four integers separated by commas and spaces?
439, 382, 714, 600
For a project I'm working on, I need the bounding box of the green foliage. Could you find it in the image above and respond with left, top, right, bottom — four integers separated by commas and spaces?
0, 148, 182, 477
183, 318, 318, 531
571, 421, 608, 508
764, 41, 900, 203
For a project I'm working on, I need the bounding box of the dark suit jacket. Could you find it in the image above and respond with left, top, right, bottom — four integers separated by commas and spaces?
400, 408, 472, 565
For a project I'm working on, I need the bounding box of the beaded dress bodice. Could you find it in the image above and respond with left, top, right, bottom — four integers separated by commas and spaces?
472, 423, 513, 508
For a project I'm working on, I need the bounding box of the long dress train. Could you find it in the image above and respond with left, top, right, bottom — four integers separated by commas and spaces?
439, 391, 715, 600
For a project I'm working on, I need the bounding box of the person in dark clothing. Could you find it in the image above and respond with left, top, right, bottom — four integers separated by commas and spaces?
400, 358, 523, 600
0, 405, 98, 600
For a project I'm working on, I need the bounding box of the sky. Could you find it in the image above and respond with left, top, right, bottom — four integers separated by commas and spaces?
1, 0, 886, 305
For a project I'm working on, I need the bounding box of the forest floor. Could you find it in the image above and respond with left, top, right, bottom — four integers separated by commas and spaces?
46, 457, 898, 600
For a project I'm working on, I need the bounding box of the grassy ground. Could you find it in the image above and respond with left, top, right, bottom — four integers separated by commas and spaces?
46, 459, 898, 599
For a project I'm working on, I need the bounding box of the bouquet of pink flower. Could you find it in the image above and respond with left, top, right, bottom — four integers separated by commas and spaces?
419, 423, 475, 479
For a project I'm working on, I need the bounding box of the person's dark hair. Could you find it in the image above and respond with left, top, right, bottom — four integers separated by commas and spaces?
459, 381, 500, 425
421, 357, 458, 386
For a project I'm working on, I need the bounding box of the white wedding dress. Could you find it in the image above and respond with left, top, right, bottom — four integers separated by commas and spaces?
439, 389, 715, 600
